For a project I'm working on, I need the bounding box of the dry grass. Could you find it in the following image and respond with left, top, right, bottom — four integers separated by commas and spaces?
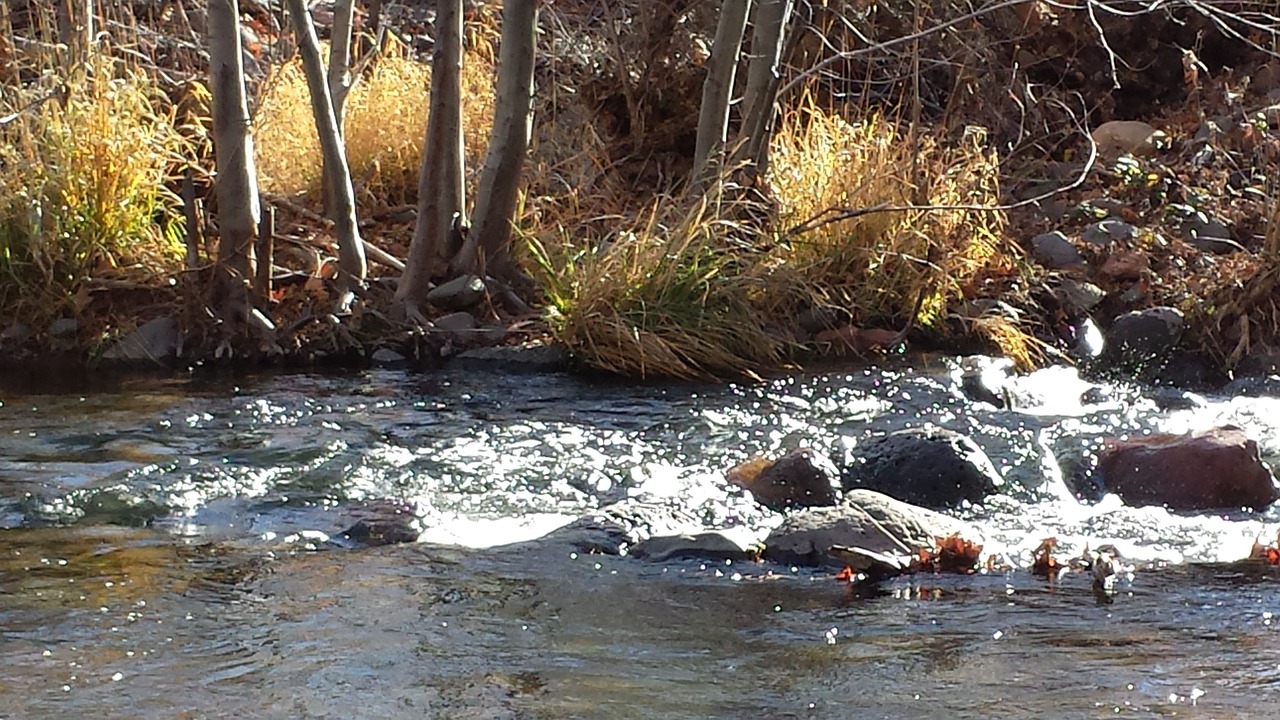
529, 102, 1026, 378
254, 36, 496, 208
759, 105, 1011, 334
0, 55, 188, 324
529, 198, 784, 379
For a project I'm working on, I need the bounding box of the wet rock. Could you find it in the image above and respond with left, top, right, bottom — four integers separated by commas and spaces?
452, 342, 569, 373
955, 355, 1013, 408
1097, 426, 1279, 510
101, 316, 180, 365
1103, 306, 1183, 368
1082, 219, 1137, 248
371, 347, 409, 368
1030, 231, 1085, 269
1235, 347, 1280, 378
1091, 120, 1162, 158
434, 311, 477, 335
1068, 316, 1106, 361
536, 499, 706, 555
427, 274, 486, 310
1053, 280, 1105, 315
840, 427, 1003, 508
763, 489, 976, 568
1150, 350, 1218, 390
340, 501, 423, 546
49, 317, 79, 337
726, 449, 841, 512
1100, 250, 1149, 280
630, 532, 753, 562
1184, 218, 1244, 254
1223, 374, 1280, 398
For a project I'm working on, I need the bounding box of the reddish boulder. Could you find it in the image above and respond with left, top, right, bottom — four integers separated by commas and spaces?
726, 449, 841, 512
1098, 426, 1279, 510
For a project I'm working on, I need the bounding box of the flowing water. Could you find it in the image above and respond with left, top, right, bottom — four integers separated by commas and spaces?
3, 358, 1280, 719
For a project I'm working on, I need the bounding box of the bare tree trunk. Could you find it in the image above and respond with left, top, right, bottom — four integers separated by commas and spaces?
327, 0, 357, 126
396, 0, 466, 322
285, 0, 368, 309
734, 0, 792, 178
453, 0, 537, 278
691, 0, 752, 188
208, 0, 259, 288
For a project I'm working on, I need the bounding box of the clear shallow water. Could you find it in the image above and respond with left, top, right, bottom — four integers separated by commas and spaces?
3, 359, 1280, 718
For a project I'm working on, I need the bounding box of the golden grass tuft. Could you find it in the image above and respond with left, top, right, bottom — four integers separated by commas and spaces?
529, 198, 784, 380
0, 56, 188, 323
760, 105, 1011, 333
254, 37, 495, 208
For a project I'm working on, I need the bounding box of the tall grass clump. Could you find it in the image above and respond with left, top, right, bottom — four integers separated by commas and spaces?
530, 198, 783, 379
762, 105, 1011, 336
254, 37, 495, 208
0, 58, 187, 323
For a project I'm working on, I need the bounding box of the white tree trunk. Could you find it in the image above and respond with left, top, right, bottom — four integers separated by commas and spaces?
208, 0, 260, 284
397, 0, 467, 320
691, 0, 752, 187
327, 0, 357, 127
735, 0, 792, 177
454, 0, 537, 277
286, 0, 368, 305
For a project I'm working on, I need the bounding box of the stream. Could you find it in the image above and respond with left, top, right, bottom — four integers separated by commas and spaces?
3, 357, 1280, 719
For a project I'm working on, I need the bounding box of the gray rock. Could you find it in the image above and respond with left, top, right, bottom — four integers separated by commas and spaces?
371, 347, 408, 368
1082, 219, 1138, 247
1104, 306, 1184, 368
453, 342, 570, 373
101, 316, 180, 365
433, 311, 477, 334
1184, 218, 1244, 254
427, 274, 486, 310
763, 489, 976, 568
630, 532, 753, 562
1, 323, 32, 343
49, 317, 79, 337
1054, 280, 1105, 314
840, 427, 1003, 508
534, 499, 706, 555
1030, 231, 1085, 269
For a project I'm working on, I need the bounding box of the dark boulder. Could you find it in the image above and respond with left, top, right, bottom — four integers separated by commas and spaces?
840, 427, 1003, 508
725, 448, 840, 512
1103, 306, 1184, 369
1097, 426, 1279, 510
763, 489, 976, 568
339, 501, 423, 547
630, 532, 754, 562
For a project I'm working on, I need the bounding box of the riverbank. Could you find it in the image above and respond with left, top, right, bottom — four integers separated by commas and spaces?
3, 0, 1280, 382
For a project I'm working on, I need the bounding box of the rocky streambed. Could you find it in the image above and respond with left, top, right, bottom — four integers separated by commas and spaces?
3, 359, 1280, 718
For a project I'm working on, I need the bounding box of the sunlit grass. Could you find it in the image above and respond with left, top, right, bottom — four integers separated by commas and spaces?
0, 56, 188, 324
254, 36, 496, 208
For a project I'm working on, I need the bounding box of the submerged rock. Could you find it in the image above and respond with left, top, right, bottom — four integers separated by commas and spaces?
840, 427, 1003, 508
630, 532, 754, 562
763, 489, 976, 568
1097, 426, 1279, 510
726, 448, 840, 512
101, 316, 180, 365
451, 342, 569, 373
